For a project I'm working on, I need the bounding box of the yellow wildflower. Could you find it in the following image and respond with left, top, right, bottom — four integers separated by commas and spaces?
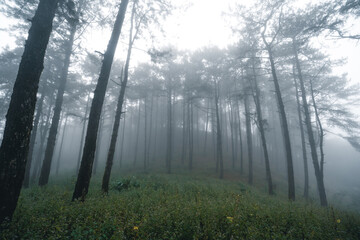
336, 219, 341, 224
133, 226, 139, 231
226, 216, 233, 223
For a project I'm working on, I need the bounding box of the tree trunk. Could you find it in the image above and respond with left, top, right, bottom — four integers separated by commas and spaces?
76, 94, 91, 173
23, 87, 46, 188
188, 97, 194, 170
203, 100, 210, 155
249, 59, 273, 195
264, 39, 295, 201
146, 94, 154, 167
0, 0, 59, 223
166, 84, 172, 174
119, 102, 126, 168
72, 0, 129, 201
56, 114, 68, 176
31, 96, 53, 183
244, 93, 253, 185
93, 114, 104, 176
293, 64, 309, 199
133, 101, 141, 166
39, 21, 77, 186
181, 98, 187, 165
102, 67, 129, 193
215, 82, 224, 179
237, 100, 244, 174
229, 101, 236, 169
293, 38, 327, 206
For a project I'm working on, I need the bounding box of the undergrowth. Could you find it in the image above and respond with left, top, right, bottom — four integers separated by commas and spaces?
1, 173, 359, 239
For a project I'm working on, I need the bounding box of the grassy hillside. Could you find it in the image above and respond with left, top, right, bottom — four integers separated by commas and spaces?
1, 172, 359, 239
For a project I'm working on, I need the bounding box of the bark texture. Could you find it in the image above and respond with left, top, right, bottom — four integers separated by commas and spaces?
0, 0, 59, 223
72, 0, 129, 201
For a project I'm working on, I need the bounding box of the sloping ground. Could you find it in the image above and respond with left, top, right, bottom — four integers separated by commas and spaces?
1, 173, 359, 239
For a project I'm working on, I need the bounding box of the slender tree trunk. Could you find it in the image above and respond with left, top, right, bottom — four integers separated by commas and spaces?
293, 64, 309, 199
181, 98, 187, 165
229, 101, 236, 169
0, 0, 59, 223
146, 94, 154, 167
203, 100, 210, 155
133, 101, 141, 166
144, 98, 148, 170
119, 102, 126, 168
309, 79, 325, 176
292, 39, 327, 206
102, 67, 130, 193
237, 100, 244, 174
188, 98, 194, 170
249, 59, 273, 194
23, 87, 46, 188
31, 96, 53, 183
56, 114, 68, 176
152, 97, 159, 162
244, 93, 253, 185
76, 94, 91, 173
102, 6, 137, 189
39, 22, 77, 186
72, 0, 129, 201
263, 39, 295, 201
93, 114, 104, 175
166, 86, 172, 174
215, 83, 224, 179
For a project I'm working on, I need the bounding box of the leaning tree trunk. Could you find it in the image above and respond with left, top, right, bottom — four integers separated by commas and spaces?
264, 41, 295, 201
249, 60, 273, 195
309, 78, 325, 176
23, 87, 46, 188
72, 0, 129, 201
39, 21, 77, 186
76, 94, 91, 173
293, 65, 309, 199
292, 38, 327, 206
0, 0, 59, 223
102, 14, 138, 190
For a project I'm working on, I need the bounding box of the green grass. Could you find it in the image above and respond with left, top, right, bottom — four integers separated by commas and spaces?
1, 172, 360, 239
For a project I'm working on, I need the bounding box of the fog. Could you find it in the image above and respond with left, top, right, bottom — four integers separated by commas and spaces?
1, 0, 360, 227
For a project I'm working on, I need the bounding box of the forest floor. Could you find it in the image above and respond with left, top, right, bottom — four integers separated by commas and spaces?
1, 171, 360, 239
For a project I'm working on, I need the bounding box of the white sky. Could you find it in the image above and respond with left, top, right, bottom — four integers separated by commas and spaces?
0, 0, 359, 83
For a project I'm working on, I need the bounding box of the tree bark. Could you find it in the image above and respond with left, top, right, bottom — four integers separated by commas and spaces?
39, 21, 77, 186
23, 87, 46, 188
249, 59, 273, 194
76, 94, 91, 173
263, 36, 295, 201
244, 93, 253, 185
188, 97, 194, 170
293, 64, 309, 199
166, 82, 172, 174
72, 0, 129, 201
215, 82, 224, 179
0, 0, 59, 223
133, 101, 141, 166
55, 114, 68, 176
292, 38, 327, 206
119, 102, 126, 168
